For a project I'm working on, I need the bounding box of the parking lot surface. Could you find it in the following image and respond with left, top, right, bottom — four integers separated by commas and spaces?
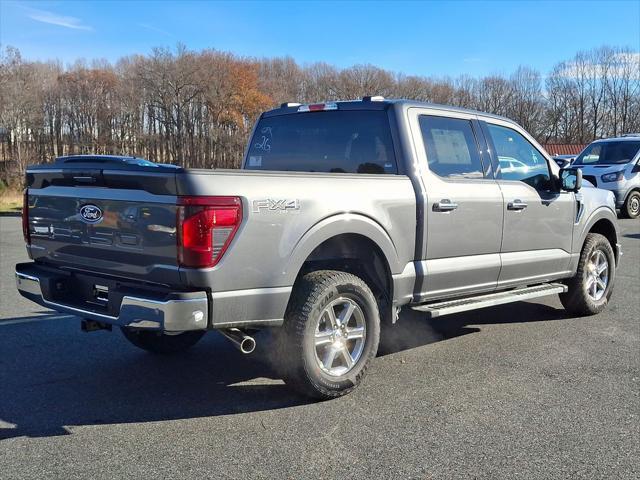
1, 216, 638, 479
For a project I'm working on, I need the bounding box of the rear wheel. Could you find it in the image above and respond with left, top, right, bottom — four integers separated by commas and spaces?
560, 233, 615, 315
276, 270, 380, 399
121, 328, 205, 354
622, 191, 640, 219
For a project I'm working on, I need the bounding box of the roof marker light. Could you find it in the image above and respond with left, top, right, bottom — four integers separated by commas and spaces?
362, 95, 385, 102
297, 102, 338, 112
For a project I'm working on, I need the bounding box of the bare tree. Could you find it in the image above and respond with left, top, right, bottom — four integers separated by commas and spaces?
508, 66, 544, 137
1, 43, 639, 187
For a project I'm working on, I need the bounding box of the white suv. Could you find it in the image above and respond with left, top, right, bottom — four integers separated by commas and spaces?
573, 134, 640, 218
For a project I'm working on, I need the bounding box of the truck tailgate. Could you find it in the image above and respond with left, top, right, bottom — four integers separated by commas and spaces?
25, 164, 181, 286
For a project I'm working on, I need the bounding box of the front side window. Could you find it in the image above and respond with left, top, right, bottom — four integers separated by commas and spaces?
419, 115, 484, 179
487, 123, 551, 189
573, 141, 640, 166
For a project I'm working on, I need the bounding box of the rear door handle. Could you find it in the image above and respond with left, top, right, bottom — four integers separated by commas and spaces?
507, 200, 528, 211
433, 199, 458, 212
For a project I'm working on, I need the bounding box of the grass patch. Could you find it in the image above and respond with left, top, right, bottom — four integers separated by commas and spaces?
0, 189, 22, 214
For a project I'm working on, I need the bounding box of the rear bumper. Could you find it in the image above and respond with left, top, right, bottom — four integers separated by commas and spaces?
15, 264, 208, 332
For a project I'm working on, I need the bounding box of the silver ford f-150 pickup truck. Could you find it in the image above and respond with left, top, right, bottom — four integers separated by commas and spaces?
16, 98, 621, 398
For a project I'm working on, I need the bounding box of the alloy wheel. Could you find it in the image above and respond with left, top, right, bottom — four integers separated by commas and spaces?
585, 249, 609, 301
313, 297, 366, 376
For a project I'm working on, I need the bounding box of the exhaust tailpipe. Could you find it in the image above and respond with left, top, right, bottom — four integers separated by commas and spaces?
219, 328, 256, 354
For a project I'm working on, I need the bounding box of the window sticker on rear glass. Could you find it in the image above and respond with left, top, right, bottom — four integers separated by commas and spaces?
249, 156, 262, 167
253, 126, 273, 152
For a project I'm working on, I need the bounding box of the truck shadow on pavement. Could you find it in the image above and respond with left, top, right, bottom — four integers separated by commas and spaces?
0, 301, 568, 440
378, 301, 568, 355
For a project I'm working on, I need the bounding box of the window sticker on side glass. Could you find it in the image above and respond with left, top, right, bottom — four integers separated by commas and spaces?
431, 129, 471, 165
249, 156, 262, 167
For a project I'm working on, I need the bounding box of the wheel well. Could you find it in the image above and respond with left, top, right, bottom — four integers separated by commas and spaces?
588, 219, 618, 263
297, 233, 394, 322
624, 188, 640, 202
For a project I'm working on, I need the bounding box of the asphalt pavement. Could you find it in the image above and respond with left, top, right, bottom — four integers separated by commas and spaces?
0, 215, 638, 479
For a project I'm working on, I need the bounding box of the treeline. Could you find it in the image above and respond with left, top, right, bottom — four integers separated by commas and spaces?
0, 44, 638, 184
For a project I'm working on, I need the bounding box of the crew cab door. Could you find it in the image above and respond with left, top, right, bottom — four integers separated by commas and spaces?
480, 120, 575, 287
408, 108, 503, 301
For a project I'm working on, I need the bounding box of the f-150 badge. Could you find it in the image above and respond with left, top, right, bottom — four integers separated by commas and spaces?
252, 199, 300, 213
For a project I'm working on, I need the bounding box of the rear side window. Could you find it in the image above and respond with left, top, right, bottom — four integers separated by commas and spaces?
245, 110, 397, 174
419, 115, 484, 179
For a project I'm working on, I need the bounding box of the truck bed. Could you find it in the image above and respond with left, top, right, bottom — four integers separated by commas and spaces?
23, 161, 417, 327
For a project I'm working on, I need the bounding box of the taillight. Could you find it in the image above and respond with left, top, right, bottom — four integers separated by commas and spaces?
22, 189, 30, 245
176, 196, 242, 268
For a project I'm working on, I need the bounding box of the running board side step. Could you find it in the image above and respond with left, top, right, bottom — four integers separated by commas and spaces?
412, 283, 568, 318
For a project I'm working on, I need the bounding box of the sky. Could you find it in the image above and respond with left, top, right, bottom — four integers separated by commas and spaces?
1, 0, 639, 77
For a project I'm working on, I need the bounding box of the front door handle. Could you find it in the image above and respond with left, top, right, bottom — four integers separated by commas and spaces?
507, 199, 528, 211
434, 199, 459, 212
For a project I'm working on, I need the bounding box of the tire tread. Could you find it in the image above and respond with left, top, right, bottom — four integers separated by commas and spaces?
277, 270, 379, 399
560, 233, 615, 315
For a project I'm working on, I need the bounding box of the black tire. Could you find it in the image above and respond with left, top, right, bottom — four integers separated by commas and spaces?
560, 233, 615, 316
121, 328, 205, 354
621, 191, 640, 219
276, 270, 380, 400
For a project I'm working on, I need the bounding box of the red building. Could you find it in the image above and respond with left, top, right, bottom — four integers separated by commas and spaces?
542, 144, 587, 156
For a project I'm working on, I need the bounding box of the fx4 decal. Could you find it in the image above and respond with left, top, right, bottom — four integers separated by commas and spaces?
252, 199, 301, 213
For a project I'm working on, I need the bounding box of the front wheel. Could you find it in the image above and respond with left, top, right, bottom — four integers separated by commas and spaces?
560, 233, 615, 316
621, 191, 640, 219
121, 328, 206, 354
276, 270, 380, 399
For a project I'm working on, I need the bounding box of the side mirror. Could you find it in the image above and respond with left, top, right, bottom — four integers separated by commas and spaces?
560, 168, 582, 192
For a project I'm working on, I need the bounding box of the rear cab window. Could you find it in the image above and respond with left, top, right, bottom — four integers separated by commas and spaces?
245, 109, 397, 174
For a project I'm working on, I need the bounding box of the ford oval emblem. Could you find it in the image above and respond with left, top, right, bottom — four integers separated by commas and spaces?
79, 204, 103, 223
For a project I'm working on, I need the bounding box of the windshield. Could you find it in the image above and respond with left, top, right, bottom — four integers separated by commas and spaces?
245, 110, 397, 174
574, 141, 640, 166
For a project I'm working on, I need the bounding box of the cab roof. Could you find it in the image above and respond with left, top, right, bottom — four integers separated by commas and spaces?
263, 97, 515, 125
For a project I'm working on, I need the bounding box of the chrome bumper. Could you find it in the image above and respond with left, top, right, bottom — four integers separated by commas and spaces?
15, 271, 208, 332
